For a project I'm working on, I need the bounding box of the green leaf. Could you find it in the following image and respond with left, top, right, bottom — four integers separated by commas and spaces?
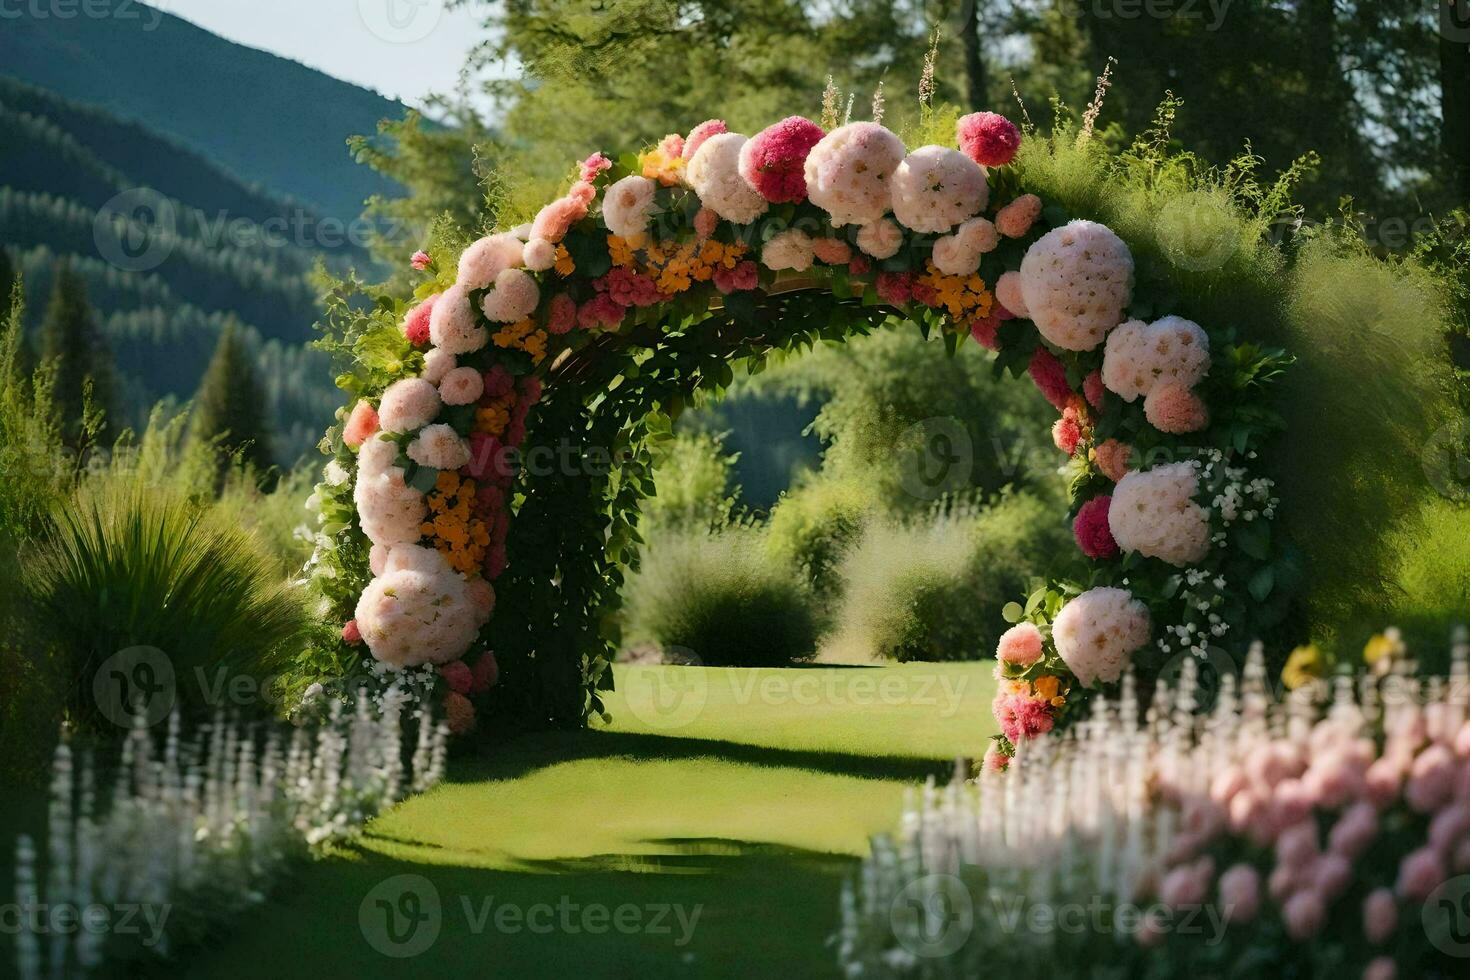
1248, 566, 1275, 602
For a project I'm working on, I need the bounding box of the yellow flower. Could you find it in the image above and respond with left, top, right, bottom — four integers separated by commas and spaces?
554, 244, 575, 276
1032, 675, 1062, 702
607, 235, 636, 268
638, 146, 685, 187
1282, 644, 1324, 691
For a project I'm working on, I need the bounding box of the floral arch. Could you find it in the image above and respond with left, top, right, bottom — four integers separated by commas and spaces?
310, 110, 1298, 758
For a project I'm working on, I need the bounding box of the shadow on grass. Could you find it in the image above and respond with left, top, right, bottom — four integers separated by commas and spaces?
166, 833, 854, 980
454, 727, 956, 786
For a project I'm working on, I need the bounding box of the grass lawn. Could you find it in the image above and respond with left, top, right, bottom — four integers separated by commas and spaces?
168, 661, 997, 979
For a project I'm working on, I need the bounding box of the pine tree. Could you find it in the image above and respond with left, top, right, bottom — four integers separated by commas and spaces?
191, 324, 275, 482
38, 260, 114, 444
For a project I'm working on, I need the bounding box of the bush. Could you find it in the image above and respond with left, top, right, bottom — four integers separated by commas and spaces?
622, 526, 817, 667
829, 491, 1069, 662
766, 473, 877, 598
639, 429, 740, 534
20, 478, 309, 731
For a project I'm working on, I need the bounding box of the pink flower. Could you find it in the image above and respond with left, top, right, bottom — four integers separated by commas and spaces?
1217, 864, 1261, 923
1312, 853, 1353, 901
579, 152, 612, 183
811, 237, 853, 265
482, 365, 515, 399
342, 620, 362, 645
444, 691, 476, 734
578, 293, 626, 330
1083, 370, 1105, 410
982, 745, 1009, 772
1282, 890, 1326, 940
956, 111, 1021, 167
343, 400, 380, 449
471, 651, 500, 693
439, 660, 473, 695
1051, 414, 1082, 456
1431, 802, 1470, 852
847, 255, 871, 276
403, 294, 439, 345
995, 193, 1042, 238
545, 293, 577, 335
1365, 756, 1405, 808
1362, 887, 1398, 944
530, 182, 595, 243
875, 271, 915, 307
992, 692, 1054, 743
1160, 856, 1214, 908
713, 260, 759, 295
1328, 801, 1379, 858
597, 267, 660, 307
1363, 958, 1396, 980
969, 315, 1002, 350
439, 366, 485, 407
410, 250, 432, 271
1027, 347, 1072, 411
1144, 381, 1209, 434
1408, 744, 1457, 812
739, 116, 825, 203
682, 119, 728, 160
1395, 846, 1446, 901
694, 207, 720, 240
996, 623, 1044, 666
520, 375, 543, 406
1073, 496, 1119, 559
465, 433, 510, 482
1275, 821, 1319, 869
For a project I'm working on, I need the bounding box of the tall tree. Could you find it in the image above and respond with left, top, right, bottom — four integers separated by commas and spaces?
960, 0, 990, 109
38, 261, 114, 444
191, 324, 275, 481
1443, 0, 1470, 198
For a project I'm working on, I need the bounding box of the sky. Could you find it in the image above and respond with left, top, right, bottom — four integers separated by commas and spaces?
156, 0, 500, 110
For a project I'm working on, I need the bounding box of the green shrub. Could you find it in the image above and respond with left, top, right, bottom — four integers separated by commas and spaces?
766, 473, 877, 598
640, 429, 740, 534
829, 491, 1069, 662
20, 478, 309, 731
622, 526, 817, 667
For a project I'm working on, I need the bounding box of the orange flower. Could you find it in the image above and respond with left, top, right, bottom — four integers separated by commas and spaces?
554, 244, 575, 276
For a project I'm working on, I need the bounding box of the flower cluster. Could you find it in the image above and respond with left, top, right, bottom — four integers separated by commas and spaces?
840, 636, 1470, 979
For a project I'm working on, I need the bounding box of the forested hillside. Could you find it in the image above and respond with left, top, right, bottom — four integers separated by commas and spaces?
0, 75, 384, 462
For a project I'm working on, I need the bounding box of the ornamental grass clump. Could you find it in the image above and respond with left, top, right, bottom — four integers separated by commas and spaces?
622, 526, 817, 667
839, 632, 1470, 978
20, 480, 307, 730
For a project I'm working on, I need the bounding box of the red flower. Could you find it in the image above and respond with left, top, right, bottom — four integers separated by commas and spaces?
1073, 495, 1119, 559
1028, 347, 1073, 411
957, 111, 1021, 167
342, 620, 362, 645
471, 652, 500, 694
439, 660, 473, 695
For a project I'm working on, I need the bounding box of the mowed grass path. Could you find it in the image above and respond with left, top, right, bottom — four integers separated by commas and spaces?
178, 662, 996, 979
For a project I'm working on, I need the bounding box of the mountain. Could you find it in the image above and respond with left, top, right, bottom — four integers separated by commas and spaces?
0, 74, 360, 463
0, 0, 404, 222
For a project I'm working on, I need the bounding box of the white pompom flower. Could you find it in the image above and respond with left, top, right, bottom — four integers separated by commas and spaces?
855, 218, 903, 260
378, 378, 441, 433
407, 423, 471, 471
421, 347, 455, 385
1052, 587, 1152, 687
428, 284, 488, 354
456, 233, 525, 290
602, 174, 660, 238
890, 145, 988, 234
761, 228, 816, 272
1101, 316, 1211, 402
1019, 220, 1134, 351
932, 217, 999, 276
686, 133, 769, 224
1109, 462, 1211, 567
480, 268, 540, 323
803, 122, 907, 227
522, 237, 557, 271
355, 545, 485, 668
